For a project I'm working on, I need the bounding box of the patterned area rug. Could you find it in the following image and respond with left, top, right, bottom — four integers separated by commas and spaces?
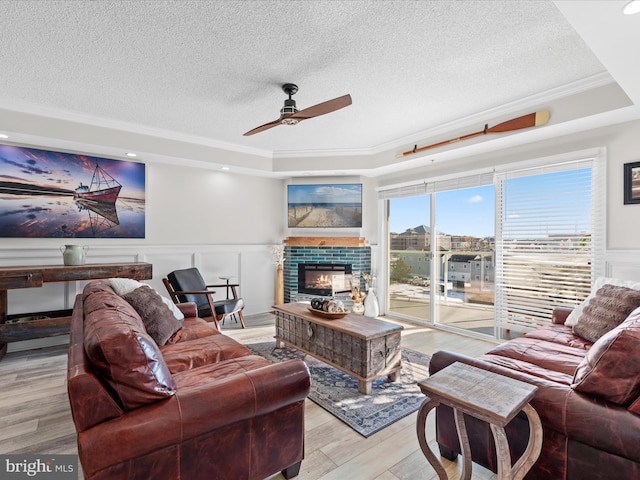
246, 341, 431, 437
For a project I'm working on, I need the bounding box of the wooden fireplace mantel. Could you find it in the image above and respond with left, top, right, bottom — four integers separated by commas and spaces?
284, 237, 366, 247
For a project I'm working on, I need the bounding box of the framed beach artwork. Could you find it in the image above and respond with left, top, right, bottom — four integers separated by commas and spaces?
624, 161, 640, 205
0, 143, 145, 238
287, 183, 362, 228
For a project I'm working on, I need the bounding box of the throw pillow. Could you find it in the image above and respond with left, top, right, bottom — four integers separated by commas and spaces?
83, 303, 176, 410
565, 277, 640, 327
108, 277, 184, 321
108, 277, 145, 296
572, 284, 640, 343
122, 285, 183, 345
572, 306, 640, 406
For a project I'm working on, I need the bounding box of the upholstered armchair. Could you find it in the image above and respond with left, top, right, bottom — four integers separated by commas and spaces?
164, 267, 245, 330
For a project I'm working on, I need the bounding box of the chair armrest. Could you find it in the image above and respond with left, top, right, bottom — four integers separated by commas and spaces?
79, 360, 310, 477
175, 302, 198, 318
552, 307, 573, 325
171, 288, 217, 296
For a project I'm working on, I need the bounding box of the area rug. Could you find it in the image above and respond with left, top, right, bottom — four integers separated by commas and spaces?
246, 341, 431, 437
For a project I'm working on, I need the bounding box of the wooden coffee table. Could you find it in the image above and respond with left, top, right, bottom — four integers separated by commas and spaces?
272, 302, 403, 394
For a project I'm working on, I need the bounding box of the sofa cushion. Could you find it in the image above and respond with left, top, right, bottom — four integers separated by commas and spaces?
166, 317, 218, 344
566, 277, 640, 327
572, 284, 640, 343
83, 295, 177, 410
122, 285, 183, 345
572, 306, 640, 406
160, 335, 252, 373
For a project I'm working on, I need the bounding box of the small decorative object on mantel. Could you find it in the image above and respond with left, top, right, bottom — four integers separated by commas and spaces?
61, 244, 89, 266
272, 246, 286, 304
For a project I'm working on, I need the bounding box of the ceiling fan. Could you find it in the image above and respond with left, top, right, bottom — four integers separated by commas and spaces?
243, 83, 352, 136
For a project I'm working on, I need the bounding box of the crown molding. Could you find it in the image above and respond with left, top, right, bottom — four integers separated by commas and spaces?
367, 71, 617, 156
1, 73, 616, 163
0, 98, 274, 159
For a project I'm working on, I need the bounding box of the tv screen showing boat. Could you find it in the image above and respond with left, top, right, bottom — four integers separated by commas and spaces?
0, 143, 145, 238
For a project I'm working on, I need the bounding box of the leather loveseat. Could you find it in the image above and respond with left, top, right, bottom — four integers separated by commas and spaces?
67, 280, 310, 480
430, 280, 640, 479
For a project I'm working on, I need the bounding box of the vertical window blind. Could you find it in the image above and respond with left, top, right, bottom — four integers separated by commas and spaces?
494, 156, 605, 332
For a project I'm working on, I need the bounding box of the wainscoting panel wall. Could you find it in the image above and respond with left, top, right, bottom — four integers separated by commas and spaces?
605, 252, 640, 281
0, 244, 278, 352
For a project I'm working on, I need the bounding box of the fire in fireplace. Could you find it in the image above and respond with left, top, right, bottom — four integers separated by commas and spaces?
298, 263, 352, 297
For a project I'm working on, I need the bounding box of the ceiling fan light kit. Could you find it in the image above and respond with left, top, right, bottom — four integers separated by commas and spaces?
396, 109, 551, 158
243, 83, 352, 136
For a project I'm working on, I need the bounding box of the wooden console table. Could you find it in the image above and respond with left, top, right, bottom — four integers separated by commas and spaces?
0, 262, 153, 359
416, 362, 543, 480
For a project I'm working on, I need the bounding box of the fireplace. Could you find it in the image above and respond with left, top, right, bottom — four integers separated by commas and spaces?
298, 263, 352, 297
283, 242, 371, 305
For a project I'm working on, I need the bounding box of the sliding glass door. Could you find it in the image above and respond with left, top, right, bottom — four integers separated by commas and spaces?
386, 183, 495, 336
388, 195, 432, 322
435, 185, 495, 336
382, 152, 603, 340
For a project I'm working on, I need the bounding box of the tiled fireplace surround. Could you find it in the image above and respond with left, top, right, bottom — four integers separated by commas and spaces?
284, 245, 371, 308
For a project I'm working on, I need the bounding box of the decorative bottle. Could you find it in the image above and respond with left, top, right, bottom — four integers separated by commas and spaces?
364, 287, 379, 317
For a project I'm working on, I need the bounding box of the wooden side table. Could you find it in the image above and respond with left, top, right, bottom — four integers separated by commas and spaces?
416, 362, 543, 480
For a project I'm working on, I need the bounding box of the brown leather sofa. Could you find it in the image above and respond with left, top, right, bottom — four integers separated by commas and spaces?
67, 280, 310, 480
429, 306, 640, 479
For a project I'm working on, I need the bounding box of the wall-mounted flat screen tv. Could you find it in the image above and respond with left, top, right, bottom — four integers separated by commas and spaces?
0, 143, 145, 238
287, 183, 362, 228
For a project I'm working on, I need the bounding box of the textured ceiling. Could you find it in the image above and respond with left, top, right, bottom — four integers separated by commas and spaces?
0, 0, 616, 161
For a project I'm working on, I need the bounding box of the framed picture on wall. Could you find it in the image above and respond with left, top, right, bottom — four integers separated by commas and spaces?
624, 161, 640, 205
0, 143, 145, 238
287, 183, 362, 228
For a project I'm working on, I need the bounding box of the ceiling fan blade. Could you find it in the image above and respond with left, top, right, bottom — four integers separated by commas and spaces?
243, 117, 285, 136
290, 94, 352, 121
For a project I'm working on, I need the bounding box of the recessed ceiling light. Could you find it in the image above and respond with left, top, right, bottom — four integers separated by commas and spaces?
623, 0, 640, 14
0, 134, 8, 139
221, 166, 230, 171
126, 152, 137, 157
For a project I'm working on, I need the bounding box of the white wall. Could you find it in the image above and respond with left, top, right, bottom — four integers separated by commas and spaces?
3, 120, 640, 352
0, 162, 287, 352
376, 119, 640, 252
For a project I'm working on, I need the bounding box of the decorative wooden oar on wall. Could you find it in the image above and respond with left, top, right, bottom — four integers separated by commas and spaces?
396, 110, 550, 158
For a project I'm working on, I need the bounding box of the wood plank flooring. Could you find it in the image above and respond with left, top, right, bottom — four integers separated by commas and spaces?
0, 313, 500, 480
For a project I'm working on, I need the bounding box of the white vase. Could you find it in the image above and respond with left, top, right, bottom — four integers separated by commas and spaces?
364, 288, 379, 317
61, 244, 88, 266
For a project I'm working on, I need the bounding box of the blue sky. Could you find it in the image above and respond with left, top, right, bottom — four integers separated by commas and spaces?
389, 168, 591, 238
389, 185, 495, 237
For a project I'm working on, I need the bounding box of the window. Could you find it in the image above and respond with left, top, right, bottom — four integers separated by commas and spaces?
494, 155, 604, 334
379, 149, 604, 339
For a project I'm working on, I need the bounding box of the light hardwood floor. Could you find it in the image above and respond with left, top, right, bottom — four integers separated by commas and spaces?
0, 313, 500, 480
